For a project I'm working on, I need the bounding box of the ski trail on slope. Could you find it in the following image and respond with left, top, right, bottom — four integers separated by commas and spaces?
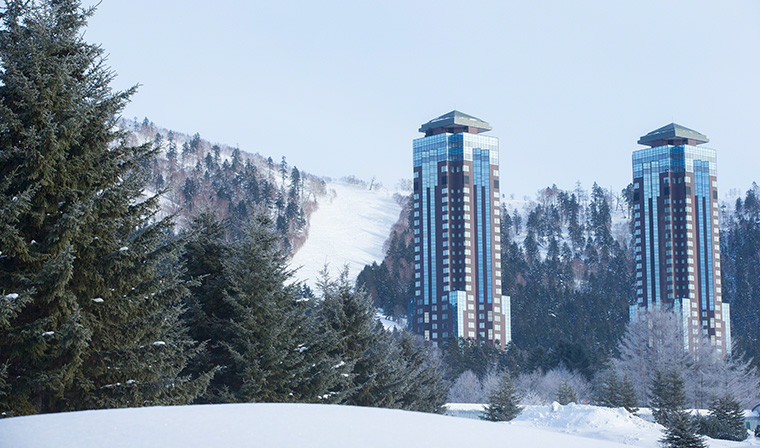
290, 182, 403, 289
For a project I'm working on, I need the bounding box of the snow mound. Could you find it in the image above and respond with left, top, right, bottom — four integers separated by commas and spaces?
291, 181, 403, 289
513, 403, 662, 447
3, 402, 757, 448
1, 403, 638, 448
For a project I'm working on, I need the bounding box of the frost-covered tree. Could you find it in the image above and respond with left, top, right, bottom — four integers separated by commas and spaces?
614, 308, 690, 404
614, 309, 760, 409
515, 367, 593, 405
448, 370, 483, 404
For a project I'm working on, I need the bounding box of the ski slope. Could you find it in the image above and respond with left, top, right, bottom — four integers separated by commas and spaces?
290, 181, 404, 289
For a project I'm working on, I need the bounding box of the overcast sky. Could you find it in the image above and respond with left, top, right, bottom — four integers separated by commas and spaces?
85, 0, 760, 199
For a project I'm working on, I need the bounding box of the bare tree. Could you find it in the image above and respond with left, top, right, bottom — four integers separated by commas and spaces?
614, 308, 760, 408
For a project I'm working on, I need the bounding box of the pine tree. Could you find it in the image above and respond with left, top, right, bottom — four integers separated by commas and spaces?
556, 379, 577, 405
0, 0, 209, 415
595, 369, 621, 408
481, 373, 522, 422
660, 410, 706, 448
594, 368, 638, 413
181, 213, 233, 403
650, 369, 686, 426
706, 395, 748, 441
619, 373, 639, 414
184, 213, 322, 403
317, 270, 400, 407
394, 330, 447, 413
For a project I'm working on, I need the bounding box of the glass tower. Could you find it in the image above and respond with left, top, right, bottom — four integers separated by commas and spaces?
411, 111, 511, 347
632, 123, 730, 356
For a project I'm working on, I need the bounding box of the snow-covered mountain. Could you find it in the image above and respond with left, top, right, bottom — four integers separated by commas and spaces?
121, 118, 408, 282
3, 402, 757, 448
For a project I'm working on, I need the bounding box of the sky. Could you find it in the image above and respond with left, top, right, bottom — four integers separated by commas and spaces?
84, 1, 760, 200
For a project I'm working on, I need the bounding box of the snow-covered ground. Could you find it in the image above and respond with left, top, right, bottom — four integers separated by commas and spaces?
0, 402, 714, 448
290, 181, 404, 289
4, 402, 759, 448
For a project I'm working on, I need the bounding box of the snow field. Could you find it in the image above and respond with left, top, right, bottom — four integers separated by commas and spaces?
4, 402, 760, 448
1, 403, 642, 448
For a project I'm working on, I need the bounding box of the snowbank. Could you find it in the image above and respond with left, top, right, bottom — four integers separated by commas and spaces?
4, 402, 758, 448
512, 403, 662, 447
1, 403, 643, 448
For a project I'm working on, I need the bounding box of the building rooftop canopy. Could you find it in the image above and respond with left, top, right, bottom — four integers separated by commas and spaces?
419, 110, 492, 136
638, 123, 709, 147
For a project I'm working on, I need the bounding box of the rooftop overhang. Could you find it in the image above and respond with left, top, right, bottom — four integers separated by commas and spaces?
419, 110, 492, 136
638, 123, 709, 147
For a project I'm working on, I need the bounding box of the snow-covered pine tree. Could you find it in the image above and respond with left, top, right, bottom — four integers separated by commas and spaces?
0, 0, 210, 415
481, 373, 522, 422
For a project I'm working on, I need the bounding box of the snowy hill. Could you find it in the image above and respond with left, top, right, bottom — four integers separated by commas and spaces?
290, 181, 406, 289
0, 403, 697, 448
4, 402, 758, 448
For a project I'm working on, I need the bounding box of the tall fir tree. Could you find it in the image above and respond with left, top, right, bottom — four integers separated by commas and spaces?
0, 0, 209, 415
188, 213, 324, 403
316, 270, 392, 406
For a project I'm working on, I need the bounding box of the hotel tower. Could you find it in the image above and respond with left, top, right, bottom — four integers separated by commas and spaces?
411, 111, 510, 347
632, 123, 730, 355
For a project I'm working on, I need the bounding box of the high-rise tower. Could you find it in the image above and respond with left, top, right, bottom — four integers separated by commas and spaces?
632, 123, 730, 355
411, 111, 510, 347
